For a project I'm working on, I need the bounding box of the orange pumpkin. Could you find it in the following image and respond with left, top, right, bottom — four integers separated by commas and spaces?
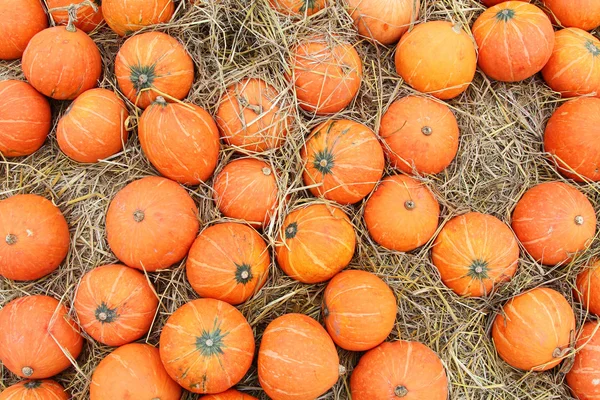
0, 0, 47, 60
0, 80, 51, 157
106, 176, 199, 271
323, 270, 396, 351
276, 204, 356, 283
511, 182, 596, 265
91, 343, 181, 400
482, 0, 530, 5
379, 96, 459, 175
350, 341, 448, 400
0, 380, 69, 400
103, 0, 174, 36
57, 88, 128, 163
395, 21, 477, 99
258, 313, 340, 400
364, 175, 440, 252
159, 298, 255, 394
566, 321, 600, 400
301, 119, 384, 205
492, 287, 575, 371
575, 260, 600, 316
288, 38, 363, 114
347, 0, 420, 44
47, 0, 103, 33
0, 194, 70, 281
200, 390, 258, 400
268, 0, 326, 16
0, 295, 83, 379
542, 0, 600, 31
115, 32, 194, 109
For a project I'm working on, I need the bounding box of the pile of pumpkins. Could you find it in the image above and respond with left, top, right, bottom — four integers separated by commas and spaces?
0, 0, 600, 399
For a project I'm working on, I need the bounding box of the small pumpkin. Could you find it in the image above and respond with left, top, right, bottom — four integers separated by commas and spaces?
575, 260, 600, 316
395, 21, 477, 99
566, 321, 600, 400
268, 0, 326, 16
0, 80, 51, 157
159, 298, 255, 394
0, 0, 47, 60
0, 380, 69, 400
347, 0, 420, 44
542, 0, 600, 31
200, 390, 258, 400
364, 175, 440, 252
492, 287, 575, 371
103, 0, 174, 36
511, 182, 596, 265
115, 32, 194, 109
258, 313, 340, 400
47, 0, 103, 33
0, 295, 83, 379
106, 176, 199, 271
276, 204, 356, 284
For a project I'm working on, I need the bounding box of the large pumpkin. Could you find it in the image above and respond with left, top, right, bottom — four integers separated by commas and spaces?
105, 176, 199, 271
542, 0, 600, 31
0, 0, 47, 60
511, 182, 596, 265
268, 0, 326, 16
566, 321, 600, 400
0, 380, 68, 400
200, 390, 258, 400
0, 295, 83, 379
103, 0, 174, 36
395, 21, 477, 99
347, 0, 419, 44
364, 175, 440, 252
575, 260, 600, 316
160, 298, 255, 394
276, 204, 356, 283
379, 96, 459, 175
0, 194, 70, 281
115, 32, 194, 109
47, 0, 103, 33
0, 80, 51, 157
258, 313, 340, 400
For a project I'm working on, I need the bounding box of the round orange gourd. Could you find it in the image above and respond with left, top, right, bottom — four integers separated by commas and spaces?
102, 0, 174, 36
0, 380, 68, 400
200, 390, 258, 400
276, 204, 356, 283
47, 0, 103, 33
115, 32, 194, 109
258, 313, 340, 400
159, 298, 255, 394
323, 270, 396, 351
492, 287, 575, 371
0, 80, 51, 157
0, 0, 47, 60
379, 96, 459, 175
350, 341, 448, 400
575, 260, 600, 316
482, 0, 530, 5
395, 21, 477, 99
347, 0, 420, 44
268, 0, 326, 16
543, 0, 600, 31
364, 175, 440, 252
566, 321, 600, 400
0, 295, 83, 379
105, 176, 199, 271
511, 182, 596, 265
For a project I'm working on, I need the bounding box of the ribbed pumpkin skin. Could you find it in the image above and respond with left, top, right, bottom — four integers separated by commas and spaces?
186, 223, 270, 305
575, 261, 600, 316
0, 380, 69, 400
364, 175, 440, 252
200, 389, 258, 400
0, 0, 47, 60
350, 341, 448, 400
115, 32, 194, 109
276, 204, 356, 283
159, 298, 255, 394
103, 0, 174, 36
0, 194, 70, 281
566, 321, 600, 400
268, 0, 326, 16
105, 176, 199, 271
258, 313, 340, 400
0, 295, 83, 379
0, 80, 51, 157
379, 96, 459, 175
301, 119, 384, 205
511, 182, 596, 265
432, 212, 519, 297
47, 0, 103, 33
395, 21, 477, 100
347, 0, 420, 45
542, 0, 600, 31
90, 343, 181, 400
482, 0, 530, 5
323, 270, 396, 351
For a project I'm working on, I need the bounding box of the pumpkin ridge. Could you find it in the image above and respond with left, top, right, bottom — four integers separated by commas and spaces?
496, 8, 515, 22
130, 64, 157, 93
196, 323, 229, 357
95, 302, 118, 323
585, 40, 600, 57
467, 259, 490, 280
235, 263, 254, 284
24, 380, 42, 389
285, 222, 298, 239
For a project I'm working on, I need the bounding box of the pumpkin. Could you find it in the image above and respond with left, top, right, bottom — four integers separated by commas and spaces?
0, 194, 70, 281
482, 0, 530, 5
432, 212, 519, 297
566, 321, 600, 400
347, 0, 420, 44
350, 341, 448, 400
0, 80, 51, 157
105, 176, 199, 271
0, 295, 83, 379
57, 88, 129, 163
276, 204, 356, 284
102, 0, 174, 36
323, 270, 396, 351
364, 175, 440, 252
115, 32, 194, 109
216, 78, 293, 153
575, 260, 600, 316
395, 21, 477, 100
0, 0, 47, 60
301, 119, 384, 205
542, 0, 600, 31
139, 97, 220, 184
91, 343, 181, 400
187, 223, 270, 305
213, 158, 279, 227
379, 96, 459, 175
159, 298, 255, 394
258, 313, 340, 400
0, 380, 68, 400
200, 390, 258, 400
268, 0, 326, 16
492, 287, 575, 371
288, 38, 363, 114
47, 0, 103, 33
511, 182, 596, 265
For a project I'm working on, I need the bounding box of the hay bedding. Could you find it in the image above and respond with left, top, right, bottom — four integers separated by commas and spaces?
0, 0, 598, 398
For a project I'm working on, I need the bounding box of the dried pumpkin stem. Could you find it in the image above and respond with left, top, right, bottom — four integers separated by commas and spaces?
98, 312, 108, 321
262, 167, 272, 176
575, 215, 584, 225
404, 200, 416, 210
22, 366, 34, 377
5, 234, 17, 245
395, 385, 409, 397
421, 126, 433, 136
66, 5, 79, 32
133, 210, 145, 222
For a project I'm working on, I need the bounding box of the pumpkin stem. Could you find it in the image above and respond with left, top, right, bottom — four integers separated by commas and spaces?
585, 40, 600, 57
553, 346, 572, 358
394, 385, 409, 397
153, 96, 167, 106
285, 222, 298, 239
421, 126, 433, 136
404, 200, 416, 210
238, 96, 263, 115
22, 366, 34, 377
451, 23, 462, 34
575, 215, 584, 226
234, 263, 253, 284
496, 8, 516, 22
323, 305, 329, 317
195, 323, 227, 357
5, 234, 17, 245
313, 148, 335, 175
133, 210, 145, 223
65, 4, 80, 32
262, 167, 272, 176
467, 259, 489, 280
24, 381, 42, 389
